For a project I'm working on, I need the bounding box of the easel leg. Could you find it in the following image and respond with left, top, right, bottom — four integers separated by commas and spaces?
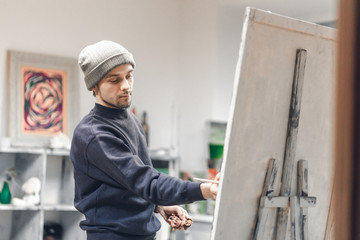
275, 49, 307, 240
290, 196, 301, 240
253, 207, 270, 240
252, 159, 278, 240
275, 208, 288, 240
298, 160, 308, 240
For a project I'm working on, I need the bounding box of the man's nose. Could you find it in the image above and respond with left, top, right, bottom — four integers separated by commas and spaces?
120, 80, 130, 90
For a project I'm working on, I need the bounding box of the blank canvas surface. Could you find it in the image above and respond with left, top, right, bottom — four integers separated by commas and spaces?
211, 7, 336, 240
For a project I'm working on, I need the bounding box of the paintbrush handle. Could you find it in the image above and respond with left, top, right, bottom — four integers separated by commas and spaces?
193, 177, 219, 184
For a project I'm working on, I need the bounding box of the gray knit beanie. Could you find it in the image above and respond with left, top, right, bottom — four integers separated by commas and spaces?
78, 40, 136, 90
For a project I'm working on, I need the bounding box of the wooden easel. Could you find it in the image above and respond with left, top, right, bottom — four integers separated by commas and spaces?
252, 49, 317, 240
252, 159, 316, 240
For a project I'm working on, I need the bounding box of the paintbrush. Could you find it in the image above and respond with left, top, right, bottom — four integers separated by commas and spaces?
193, 177, 219, 184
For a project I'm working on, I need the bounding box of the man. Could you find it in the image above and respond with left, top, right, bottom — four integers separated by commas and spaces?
70, 40, 220, 240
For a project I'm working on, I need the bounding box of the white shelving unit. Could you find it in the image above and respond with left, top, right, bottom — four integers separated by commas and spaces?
0, 147, 85, 240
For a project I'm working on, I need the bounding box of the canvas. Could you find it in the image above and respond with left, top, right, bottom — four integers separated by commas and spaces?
211, 7, 336, 240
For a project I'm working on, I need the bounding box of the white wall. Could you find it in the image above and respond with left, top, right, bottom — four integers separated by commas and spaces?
0, 0, 181, 155
176, 0, 337, 171
176, 0, 218, 171
0, 0, 337, 172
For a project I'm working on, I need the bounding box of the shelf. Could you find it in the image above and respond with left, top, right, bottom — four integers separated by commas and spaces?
45, 148, 70, 156
0, 204, 77, 212
43, 154, 74, 206
191, 214, 214, 223
0, 148, 82, 240
43, 204, 77, 211
44, 210, 86, 239
0, 146, 45, 154
0, 146, 70, 155
0, 209, 42, 239
0, 204, 40, 211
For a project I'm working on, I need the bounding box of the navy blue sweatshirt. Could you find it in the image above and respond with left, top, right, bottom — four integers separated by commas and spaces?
70, 104, 205, 240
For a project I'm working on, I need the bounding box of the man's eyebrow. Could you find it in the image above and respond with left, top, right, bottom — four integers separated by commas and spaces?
105, 74, 120, 79
105, 70, 134, 79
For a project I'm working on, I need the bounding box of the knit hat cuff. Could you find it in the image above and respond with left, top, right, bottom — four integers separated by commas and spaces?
85, 52, 135, 90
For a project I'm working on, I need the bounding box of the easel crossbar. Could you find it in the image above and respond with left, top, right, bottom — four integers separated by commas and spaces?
262, 196, 316, 208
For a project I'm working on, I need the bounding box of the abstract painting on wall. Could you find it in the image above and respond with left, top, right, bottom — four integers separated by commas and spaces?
22, 67, 67, 135
7, 51, 79, 148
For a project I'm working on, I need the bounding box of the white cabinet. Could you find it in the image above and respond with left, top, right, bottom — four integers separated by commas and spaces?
0, 148, 85, 240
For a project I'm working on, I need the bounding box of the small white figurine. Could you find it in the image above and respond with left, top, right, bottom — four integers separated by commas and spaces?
12, 177, 41, 206
49, 132, 71, 149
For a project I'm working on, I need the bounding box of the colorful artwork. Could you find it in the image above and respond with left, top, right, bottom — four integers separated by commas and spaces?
8, 51, 78, 147
21, 67, 67, 135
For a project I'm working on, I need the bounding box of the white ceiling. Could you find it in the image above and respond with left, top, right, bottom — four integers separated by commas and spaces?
220, 0, 338, 23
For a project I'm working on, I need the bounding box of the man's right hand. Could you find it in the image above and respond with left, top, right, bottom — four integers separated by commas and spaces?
200, 172, 220, 200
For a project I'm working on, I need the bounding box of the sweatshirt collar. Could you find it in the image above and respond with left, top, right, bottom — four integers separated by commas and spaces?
93, 103, 129, 119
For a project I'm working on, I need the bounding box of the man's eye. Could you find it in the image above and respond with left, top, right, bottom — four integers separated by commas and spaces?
126, 75, 133, 80
109, 78, 119, 83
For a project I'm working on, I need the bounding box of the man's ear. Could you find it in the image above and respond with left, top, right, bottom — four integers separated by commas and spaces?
92, 85, 99, 96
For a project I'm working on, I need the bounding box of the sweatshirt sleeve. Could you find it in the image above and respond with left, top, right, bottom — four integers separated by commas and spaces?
86, 133, 205, 205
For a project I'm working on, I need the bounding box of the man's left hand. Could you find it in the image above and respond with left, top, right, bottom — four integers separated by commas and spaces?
155, 205, 192, 230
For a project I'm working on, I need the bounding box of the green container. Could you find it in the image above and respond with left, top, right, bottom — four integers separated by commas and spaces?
209, 144, 224, 159
0, 181, 11, 204
156, 168, 169, 175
